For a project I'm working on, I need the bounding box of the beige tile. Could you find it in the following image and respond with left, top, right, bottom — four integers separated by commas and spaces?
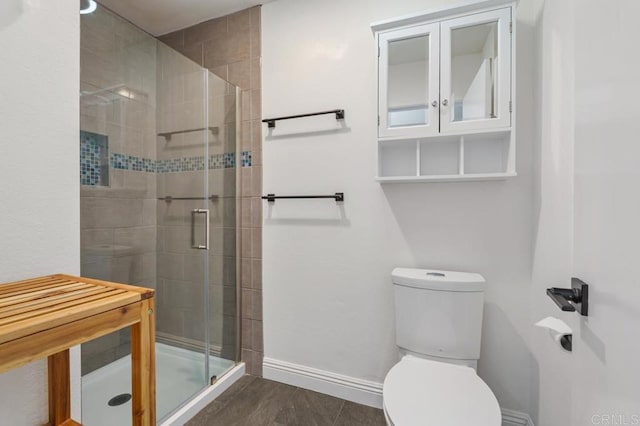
251, 120, 262, 166
222, 285, 237, 317
228, 60, 251, 91
183, 43, 204, 66
251, 197, 262, 228
223, 169, 236, 197
251, 350, 263, 376
241, 198, 252, 227
114, 226, 156, 254
209, 255, 224, 285
112, 254, 144, 284
250, 57, 261, 90
250, 25, 261, 59
252, 228, 262, 259
210, 64, 228, 81
223, 198, 236, 227
184, 254, 206, 284
158, 30, 184, 50
241, 167, 252, 197
223, 256, 237, 286
252, 319, 263, 351
252, 292, 262, 322
242, 289, 253, 319
141, 253, 156, 281
242, 318, 253, 350
81, 229, 114, 247
228, 9, 251, 32
240, 90, 251, 122
250, 89, 261, 120
223, 228, 237, 257
252, 259, 262, 290
241, 120, 252, 151
241, 257, 252, 289
251, 166, 262, 197
250, 6, 261, 31
185, 17, 227, 46
157, 252, 184, 280
225, 29, 251, 64
241, 228, 252, 258
203, 46, 228, 70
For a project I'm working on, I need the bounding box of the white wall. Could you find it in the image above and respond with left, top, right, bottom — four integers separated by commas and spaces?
0, 0, 80, 423
262, 0, 536, 416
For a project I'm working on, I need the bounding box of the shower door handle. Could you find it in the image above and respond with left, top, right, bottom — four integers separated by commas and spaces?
191, 209, 210, 250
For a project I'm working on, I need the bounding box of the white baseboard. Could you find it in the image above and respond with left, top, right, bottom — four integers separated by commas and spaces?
263, 357, 534, 426
263, 357, 384, 408
502, 408, 535, 426
161, 362, 245, 426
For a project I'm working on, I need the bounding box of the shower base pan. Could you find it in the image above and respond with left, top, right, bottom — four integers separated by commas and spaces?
82, 343, 235, 425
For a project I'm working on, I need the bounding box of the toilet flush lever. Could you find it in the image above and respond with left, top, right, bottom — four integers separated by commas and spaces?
546, 278, 589, 316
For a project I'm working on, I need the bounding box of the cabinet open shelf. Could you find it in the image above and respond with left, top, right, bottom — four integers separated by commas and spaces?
376, 130, 515, 183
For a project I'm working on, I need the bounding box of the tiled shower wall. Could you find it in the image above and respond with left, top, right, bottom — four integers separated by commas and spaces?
160, 6, 264, 376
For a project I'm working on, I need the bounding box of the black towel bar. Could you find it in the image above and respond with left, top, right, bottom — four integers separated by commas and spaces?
262, 109, 345, 128
262, 193, 345, 203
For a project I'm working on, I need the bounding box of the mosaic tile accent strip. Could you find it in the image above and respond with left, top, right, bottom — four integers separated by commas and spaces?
104, 152, 244, 174
110, 153, 157, 172
80, 131, 109, 186
81, 135, 247, 184
207, 153, 236, 171
241, 151, 252, 167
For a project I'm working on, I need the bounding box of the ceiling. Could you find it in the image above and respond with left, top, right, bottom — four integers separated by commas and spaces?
96, 0, 274, 36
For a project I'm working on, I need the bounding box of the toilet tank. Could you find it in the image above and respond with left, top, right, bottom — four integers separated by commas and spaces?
392, 268, 486, 361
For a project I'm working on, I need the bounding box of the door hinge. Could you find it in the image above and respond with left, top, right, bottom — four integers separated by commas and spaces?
378, 46, 380, 57
509, 101, 512, 113
378, 115, 380, 125
509, 21, 512, 34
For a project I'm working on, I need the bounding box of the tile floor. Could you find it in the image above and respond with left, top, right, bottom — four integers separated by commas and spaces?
187, 376, 386, 426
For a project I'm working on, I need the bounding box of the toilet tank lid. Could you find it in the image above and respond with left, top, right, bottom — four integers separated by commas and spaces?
392, 268, 486, 292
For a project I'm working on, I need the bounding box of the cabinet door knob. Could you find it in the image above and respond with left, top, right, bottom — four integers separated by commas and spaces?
442, 99, 449, 106
431, 101, 438, 107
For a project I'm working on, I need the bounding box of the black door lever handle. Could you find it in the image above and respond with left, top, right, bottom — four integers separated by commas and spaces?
546, 288, 578, 311
546, 278, 589, 316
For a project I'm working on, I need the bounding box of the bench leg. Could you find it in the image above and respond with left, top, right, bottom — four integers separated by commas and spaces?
131, 298, 156, 425
48, 349, 70, 425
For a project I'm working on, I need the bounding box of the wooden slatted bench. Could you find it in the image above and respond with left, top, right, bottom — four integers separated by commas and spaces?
0, 274, 156, 425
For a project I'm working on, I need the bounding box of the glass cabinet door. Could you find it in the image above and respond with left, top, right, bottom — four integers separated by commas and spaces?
440, 8, 512, 133
378, 23, 440, 139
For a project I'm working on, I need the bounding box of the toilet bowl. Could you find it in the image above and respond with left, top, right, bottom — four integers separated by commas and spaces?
386, 268, 501, 426
383, 356, 501, 426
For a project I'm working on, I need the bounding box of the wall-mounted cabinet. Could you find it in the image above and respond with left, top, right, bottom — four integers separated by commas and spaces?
372, 0, 516, 183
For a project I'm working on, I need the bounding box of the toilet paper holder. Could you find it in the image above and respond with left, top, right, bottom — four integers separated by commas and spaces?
546, 277, 589, 316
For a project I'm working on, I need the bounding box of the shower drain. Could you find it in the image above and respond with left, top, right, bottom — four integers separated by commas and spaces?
108, 393, 132, 407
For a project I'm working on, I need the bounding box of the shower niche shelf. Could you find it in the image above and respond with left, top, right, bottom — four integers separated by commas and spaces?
372, 0, 516, 183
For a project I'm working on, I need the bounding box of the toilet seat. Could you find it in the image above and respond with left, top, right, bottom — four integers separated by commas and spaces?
383, 357, 501, 426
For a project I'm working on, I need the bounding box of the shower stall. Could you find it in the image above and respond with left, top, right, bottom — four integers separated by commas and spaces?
79, 4, 240, 424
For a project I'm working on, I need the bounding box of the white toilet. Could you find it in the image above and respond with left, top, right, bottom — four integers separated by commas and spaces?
383, 268, 501, 426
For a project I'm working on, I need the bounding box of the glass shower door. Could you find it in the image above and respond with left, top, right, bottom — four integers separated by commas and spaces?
155, 44, 211, 420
